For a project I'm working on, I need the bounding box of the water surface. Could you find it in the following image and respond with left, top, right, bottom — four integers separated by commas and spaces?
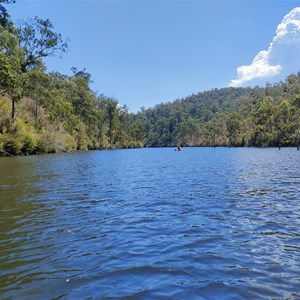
1, 148, 300, 299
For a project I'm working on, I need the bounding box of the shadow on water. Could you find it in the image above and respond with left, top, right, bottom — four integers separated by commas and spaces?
0, 156, 59, 293
1, 148, 300, 299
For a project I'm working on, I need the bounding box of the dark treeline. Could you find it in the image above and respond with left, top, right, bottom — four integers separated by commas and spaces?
1, 1, 300, 155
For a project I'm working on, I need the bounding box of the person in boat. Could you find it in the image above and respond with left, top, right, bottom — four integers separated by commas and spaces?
176, 145, 182, 151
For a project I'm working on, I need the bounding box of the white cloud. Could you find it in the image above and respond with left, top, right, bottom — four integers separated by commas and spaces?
230, 7, 300, 87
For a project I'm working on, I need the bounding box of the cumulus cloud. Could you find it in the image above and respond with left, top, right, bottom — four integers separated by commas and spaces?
230, 7, 300, 87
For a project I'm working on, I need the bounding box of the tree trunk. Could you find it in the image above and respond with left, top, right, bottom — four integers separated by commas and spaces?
11, 97, 15, 120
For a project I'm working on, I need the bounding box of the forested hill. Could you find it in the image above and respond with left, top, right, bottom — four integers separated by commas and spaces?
0, 1, 144, 155
1, 1, 300, 155
135, 77, 300, 148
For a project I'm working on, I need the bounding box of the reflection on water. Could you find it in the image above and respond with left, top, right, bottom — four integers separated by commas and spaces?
1, 148, 300, 299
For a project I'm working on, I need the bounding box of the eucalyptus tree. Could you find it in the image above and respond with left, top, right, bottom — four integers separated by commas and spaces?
71, 67, 92, 85
17, 17, 68, 71
23, 69, 51, 124
106, 100, 118, 145
226, 112, 242, 147
0, 0, 15, 31
0, 25, 24, 119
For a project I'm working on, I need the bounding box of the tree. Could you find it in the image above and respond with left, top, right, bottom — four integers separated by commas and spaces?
71, 67, 92, 86
226, 112, 242, 146
69, 76, 94, 119
17, 17, 68, 71
23, 69, 51, 124
252, 97, 275, 146
0, 0, 15, 31
273, 100, 295, 147
106, 100, 118, 145
0, 25, 23, 119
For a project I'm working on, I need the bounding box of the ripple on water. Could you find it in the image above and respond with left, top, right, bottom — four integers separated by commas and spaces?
1, 148, 300, 299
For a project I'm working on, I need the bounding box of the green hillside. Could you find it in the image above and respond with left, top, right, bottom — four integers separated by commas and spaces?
135, 79, 300, 148
1, 1, 300, 155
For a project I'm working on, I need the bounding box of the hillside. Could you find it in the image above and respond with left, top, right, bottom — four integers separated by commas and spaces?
1, 2, 300, 155
134, 77, 300, 148
0, 12, 144, 155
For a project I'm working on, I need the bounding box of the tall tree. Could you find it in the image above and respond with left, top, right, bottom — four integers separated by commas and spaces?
226, 112, 242, 146
71, 67, 92, 86
0, 0, 15, 31
0, 25, 23, 119
106, 100, 118, 145
23, 69, 50, 124
17, 17, 68, 71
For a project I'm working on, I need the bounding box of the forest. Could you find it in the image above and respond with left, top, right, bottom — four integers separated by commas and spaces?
1, 0, 300, 155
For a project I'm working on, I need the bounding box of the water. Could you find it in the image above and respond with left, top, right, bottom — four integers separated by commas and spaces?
0, 147, 300, 299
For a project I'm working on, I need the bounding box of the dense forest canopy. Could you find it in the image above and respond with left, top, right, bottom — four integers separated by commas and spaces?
138, 82, 300, 148
1, 1, 300, 155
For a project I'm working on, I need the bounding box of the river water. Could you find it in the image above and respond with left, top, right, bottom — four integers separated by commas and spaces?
0, 147, 300, 299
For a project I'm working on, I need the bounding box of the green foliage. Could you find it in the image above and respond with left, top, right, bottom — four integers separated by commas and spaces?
17, 16, 68, 71
0, 0, 15, 31
135, 76, 300, 148
226, 112, 242, 146
0, 11, 144, 156
1, 8, 300, 155
0, 25, 24, 118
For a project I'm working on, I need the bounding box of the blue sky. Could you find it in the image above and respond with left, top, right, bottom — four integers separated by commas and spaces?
7, 0, 300, 112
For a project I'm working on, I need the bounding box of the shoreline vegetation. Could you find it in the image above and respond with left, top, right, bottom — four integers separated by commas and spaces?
1, 2, 300, 156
